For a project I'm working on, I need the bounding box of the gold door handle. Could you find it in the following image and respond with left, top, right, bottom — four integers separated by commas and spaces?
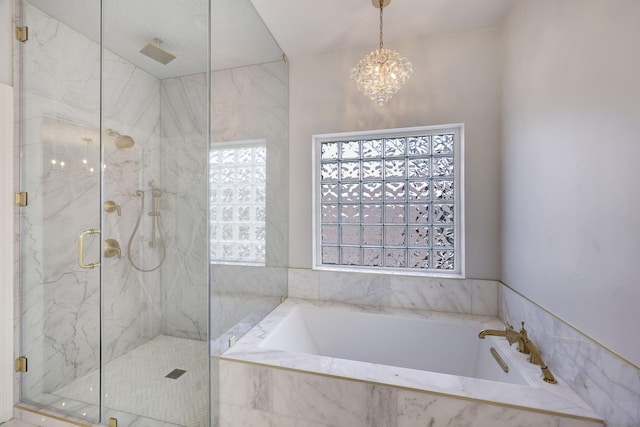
78, 229, 101, 269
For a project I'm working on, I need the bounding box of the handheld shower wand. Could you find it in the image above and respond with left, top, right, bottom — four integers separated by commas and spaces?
127, 180, 166, 272
148, 180, 163, 248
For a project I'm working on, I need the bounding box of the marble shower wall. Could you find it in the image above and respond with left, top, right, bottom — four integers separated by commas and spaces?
159, 73, 209, 340
17, 3, 161, 399
210, 61, 288, 269
208, 62, 289, 346
158, 63, 290, 343
101, 40, 162, 364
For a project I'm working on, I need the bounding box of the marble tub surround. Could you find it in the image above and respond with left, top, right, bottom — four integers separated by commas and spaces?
288, 268, 498, 316
221, 299, 602, 426
500, 285, 640, 426
219, 361, 601, 427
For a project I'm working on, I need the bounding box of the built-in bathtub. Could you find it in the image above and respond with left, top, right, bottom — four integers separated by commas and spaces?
220, 299, 604, 426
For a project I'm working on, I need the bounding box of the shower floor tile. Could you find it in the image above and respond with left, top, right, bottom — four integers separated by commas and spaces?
52, 335, 208, 427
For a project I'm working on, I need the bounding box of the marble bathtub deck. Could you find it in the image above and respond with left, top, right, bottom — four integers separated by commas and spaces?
221, 298, 604, 425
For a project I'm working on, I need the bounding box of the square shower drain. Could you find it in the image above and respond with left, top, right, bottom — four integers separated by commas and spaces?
165, 368, 187, 379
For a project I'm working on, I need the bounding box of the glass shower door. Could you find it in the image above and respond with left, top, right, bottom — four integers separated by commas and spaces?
17, 0, 102, 421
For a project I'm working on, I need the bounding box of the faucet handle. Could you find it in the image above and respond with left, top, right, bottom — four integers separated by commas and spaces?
519, 322, 528, 336
104, 239, 122, 259
503, 321, 517, 346
516, 322, 531, 354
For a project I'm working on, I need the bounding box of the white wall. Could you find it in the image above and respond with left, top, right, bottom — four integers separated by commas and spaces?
502, 0, 640, 367
289, 28, 502, 279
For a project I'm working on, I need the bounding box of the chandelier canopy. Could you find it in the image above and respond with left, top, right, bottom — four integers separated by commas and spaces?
351, 0, 413, 105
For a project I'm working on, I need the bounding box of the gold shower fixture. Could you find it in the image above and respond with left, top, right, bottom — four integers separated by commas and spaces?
106, 129, 135, 149
140, 39, 176, 65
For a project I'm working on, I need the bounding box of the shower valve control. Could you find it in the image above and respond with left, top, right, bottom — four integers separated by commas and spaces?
104, 239, 122, 259
104, 200, 122, 216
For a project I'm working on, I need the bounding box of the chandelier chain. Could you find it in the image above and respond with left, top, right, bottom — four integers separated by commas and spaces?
379, 0, 384, 50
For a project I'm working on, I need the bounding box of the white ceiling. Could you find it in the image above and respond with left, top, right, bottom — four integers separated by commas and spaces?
250, 0, 516, 59
27, 0, 515, 79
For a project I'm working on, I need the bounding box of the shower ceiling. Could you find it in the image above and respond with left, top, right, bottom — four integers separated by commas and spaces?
27, 0, 283, 79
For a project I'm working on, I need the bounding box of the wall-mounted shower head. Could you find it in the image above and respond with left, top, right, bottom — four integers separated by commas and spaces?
140, 39, 176, 65
106, 129, 135, 149
114, 135, 135, 149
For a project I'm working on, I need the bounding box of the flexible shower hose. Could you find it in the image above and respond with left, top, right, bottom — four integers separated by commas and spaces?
127, 190, 166, 272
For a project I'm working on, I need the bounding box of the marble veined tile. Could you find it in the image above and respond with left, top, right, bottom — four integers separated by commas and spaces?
159, 73, 209, 341
500, 286, 640, 426
288, 268, 498, 316
222, 298, 603, 425
220, 357, 602, 427
395, 389, 601, 427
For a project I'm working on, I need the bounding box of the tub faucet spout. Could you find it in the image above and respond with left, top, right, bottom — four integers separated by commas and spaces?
480, 321, 557, 384
478, 321, 522, 348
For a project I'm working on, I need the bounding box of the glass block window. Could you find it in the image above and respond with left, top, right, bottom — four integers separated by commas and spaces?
210, 139, 266, 265
314, 125, 462, 275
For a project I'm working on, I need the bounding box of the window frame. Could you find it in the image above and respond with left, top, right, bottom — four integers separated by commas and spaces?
312, 124, 465, 278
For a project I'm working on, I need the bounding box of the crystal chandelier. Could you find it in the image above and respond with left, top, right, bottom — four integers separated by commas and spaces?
351, 0, 413, 105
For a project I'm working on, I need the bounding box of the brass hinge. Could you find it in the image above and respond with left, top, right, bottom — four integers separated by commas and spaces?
15, 192, 28, 207
108, 418, 117, 427
15, 357, 27, 372
15, 26, 28, 43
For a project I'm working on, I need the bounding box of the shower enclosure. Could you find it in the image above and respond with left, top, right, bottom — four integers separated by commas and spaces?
15, 0, 288, 426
